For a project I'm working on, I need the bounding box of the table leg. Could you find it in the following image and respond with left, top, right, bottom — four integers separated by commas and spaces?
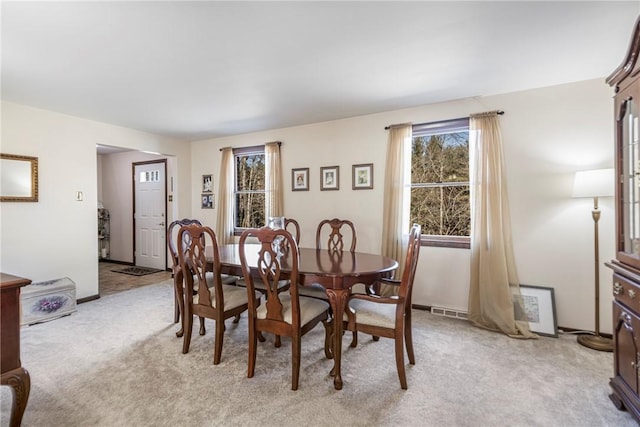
325, 288, 348, 390
1, 366, 30, 427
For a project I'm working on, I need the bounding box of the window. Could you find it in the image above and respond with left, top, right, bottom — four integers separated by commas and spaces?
234, 145, 265, 230
411, 118, 470, 248
139, 170, 160, 182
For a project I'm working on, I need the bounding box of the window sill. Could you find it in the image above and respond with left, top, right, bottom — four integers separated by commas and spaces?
420, 235, 470, 249
233, 228, 247, 237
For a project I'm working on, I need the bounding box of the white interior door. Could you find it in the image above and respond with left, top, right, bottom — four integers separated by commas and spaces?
134, 161, 166, 270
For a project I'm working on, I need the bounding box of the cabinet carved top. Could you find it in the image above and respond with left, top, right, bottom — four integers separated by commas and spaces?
608, 15, 640, 89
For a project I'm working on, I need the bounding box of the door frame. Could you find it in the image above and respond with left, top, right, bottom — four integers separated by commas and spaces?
132, 159, 168, 270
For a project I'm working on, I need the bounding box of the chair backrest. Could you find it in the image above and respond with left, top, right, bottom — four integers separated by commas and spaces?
398, 224, 422, 307
176, 223, 222, 308
167, 218, 203, 272
284, 218, 301, 244
315, 218, 357, 252
239, 227, 301, 327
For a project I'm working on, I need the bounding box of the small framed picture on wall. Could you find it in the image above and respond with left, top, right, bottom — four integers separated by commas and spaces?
320, 166, 339, 191
352, 163, 373, 190
201, 193, 214, 209
292, 168, 309, 191
202, 174, 213, 193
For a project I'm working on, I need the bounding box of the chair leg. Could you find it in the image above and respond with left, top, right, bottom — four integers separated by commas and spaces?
292, 335, 301, 391
350, 330, 358, 348
213, 319, 224, 365
199, 317, 206, 335
182, 311, 193, 354
174, 289, 180, 324
395, 332, 407, 390
248, 325, 257, 378
372, 336, 380, 342
174, 279, 185, 337
323, 320, 333, 359
405, 315, 415, 365
233, 314, 241, 323
275, 335, 282, 348
254, 297, 265, 343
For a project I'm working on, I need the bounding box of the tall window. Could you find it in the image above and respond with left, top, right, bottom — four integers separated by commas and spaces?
411, 118, 470, 247
234, 145, 265, 229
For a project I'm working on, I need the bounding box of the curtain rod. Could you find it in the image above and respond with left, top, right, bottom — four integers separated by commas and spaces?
219, 141, 281, 151
384, 111, 504, 130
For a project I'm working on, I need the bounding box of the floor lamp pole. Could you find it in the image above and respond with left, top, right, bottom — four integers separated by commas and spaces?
577, 196, 613, 351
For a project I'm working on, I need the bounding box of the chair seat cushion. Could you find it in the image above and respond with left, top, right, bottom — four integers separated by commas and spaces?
235, 278, 290, 292
195, 284, 259, 310
257, 295, 329, 325
193, 273, 237, 291
220, 274, 239, 284
298, 283, 328, 300
344, 298, 397, 329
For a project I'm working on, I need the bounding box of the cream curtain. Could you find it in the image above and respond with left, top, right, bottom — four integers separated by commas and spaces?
468, 112, 535, 338
381, 124, 412, 295
216, 147, 235, 245
265, 141, 283, 219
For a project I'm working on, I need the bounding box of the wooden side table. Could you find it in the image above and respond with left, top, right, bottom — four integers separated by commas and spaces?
1, 273, 32, 427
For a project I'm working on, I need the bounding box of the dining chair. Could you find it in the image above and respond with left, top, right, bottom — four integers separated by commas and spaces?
234, 218, 301, 347
167, 218, 237, 337
178, 223, 260, 364
236, 217, 300, 290
343, 223, 421, 389
167, 218, 202, 337
284, 217, 301, 245
315, 218, 357, 252
263, 217, 300, 257
299, 218, 358, 302
239, 226, 331, 390
268, 217, 302, 346
234, 217, 301, 295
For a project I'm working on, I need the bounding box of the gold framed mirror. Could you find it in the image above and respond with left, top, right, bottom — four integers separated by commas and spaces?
1, 153, 39, 202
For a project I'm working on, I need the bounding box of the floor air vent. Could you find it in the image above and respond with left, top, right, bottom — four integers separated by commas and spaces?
430, 306, 468, 320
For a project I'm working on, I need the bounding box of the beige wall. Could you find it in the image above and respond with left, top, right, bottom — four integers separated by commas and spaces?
0, 101, 190, 299
0, 78, 615, 331
190, 78, 615, 332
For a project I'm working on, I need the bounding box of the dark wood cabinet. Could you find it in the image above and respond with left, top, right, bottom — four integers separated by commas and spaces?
1, 272, 32, 427
607, 15, 640, 423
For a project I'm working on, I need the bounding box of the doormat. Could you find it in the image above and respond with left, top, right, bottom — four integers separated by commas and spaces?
111, 267, 164, 277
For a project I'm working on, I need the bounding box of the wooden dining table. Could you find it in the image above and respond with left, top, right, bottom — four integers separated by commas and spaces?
217, 244, 398, 390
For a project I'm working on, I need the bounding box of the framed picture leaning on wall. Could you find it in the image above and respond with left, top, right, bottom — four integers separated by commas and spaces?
513, 284, 558, 337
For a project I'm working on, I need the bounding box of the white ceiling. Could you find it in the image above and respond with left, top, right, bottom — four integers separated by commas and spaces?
2, 1, 638, 141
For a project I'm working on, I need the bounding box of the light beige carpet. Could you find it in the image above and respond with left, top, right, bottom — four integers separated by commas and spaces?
1, 279, 635, 426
